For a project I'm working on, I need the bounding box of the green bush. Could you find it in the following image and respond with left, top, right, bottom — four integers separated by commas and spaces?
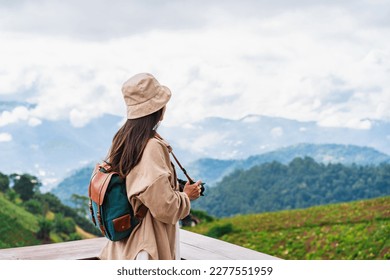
36, 218, 53, 241
206, 223, 234, 238
53, 214, 76, 235
5, 189, 19, 203
0, 172, 9, 192
68, 233, 82, 241
24, 199, 43, 215
191, 209, 215, 223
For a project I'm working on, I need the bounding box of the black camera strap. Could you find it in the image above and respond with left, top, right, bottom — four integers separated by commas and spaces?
170, 150, 194, 184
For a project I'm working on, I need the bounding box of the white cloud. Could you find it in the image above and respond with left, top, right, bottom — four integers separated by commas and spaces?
177, 132, 223, 156
0, 132, 13, 142
69, 108, 93, 128
41, 178, 59, 191
0, 1, 389, 129
0, 106, 29, 126
0, 106, 43, 127
28, 117, 42, 127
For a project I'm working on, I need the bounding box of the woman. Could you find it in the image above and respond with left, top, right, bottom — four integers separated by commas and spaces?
98, 73, 202, 260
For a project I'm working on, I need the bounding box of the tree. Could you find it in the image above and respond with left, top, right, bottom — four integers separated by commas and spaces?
5, 188, 19, 203
34, 192, 101, 236
70, 194, 89, 217
0, 172, 9, 192
12, 173, 41, 201
194, 157, 390, 217
36, 218, 53, 242
24, 199, 44, 215
53, 213, 76, 235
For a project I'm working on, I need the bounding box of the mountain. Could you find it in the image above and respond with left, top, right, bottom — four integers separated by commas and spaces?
161, 114, 390, 162
51, 144, 390, 207
0, 192, 40, 248
0, 189, 99, 249
189, 143, 390, 186
0, 113, 120, 191
1, 100, 390, 191
51, 166, 94, 207
193, 157, 390, 217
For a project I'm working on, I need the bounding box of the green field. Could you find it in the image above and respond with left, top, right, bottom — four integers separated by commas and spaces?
1, 188, 389, 260
0, 193, 41, 248
188, 197, 390, 259
0, 192, 97, 249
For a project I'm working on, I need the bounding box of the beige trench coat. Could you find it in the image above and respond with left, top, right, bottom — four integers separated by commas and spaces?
98, 137, 191, 260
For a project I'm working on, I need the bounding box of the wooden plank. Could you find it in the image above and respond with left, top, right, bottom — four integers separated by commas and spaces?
0, 230, 280, 260
0, 238, 107, 260
180, 230, 280, 260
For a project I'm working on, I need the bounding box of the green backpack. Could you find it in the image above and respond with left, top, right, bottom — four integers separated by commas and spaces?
88, 162, 147, 241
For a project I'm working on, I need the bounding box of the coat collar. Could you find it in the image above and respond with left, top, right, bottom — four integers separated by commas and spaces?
154, 132, 172, 153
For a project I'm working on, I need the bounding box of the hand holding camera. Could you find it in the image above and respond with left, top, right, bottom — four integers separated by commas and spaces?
178, 178, 205, 199
178, 179, 205, 200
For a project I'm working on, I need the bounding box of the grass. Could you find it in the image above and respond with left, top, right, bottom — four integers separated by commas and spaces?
0, 193, 41, 248
76, 226, 97, 239
187, 196, 390, 259
0, 193, 96, 249
1, 189, 388, 259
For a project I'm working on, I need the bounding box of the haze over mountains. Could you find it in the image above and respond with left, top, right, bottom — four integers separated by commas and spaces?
190, 143, 390, 186
1, 101, 390, 191
52, 143, 390, 208
163, 114, 390, 161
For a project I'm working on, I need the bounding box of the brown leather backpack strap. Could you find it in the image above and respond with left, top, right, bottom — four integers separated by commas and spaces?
89, 200, 96, 226
96, 206, 106, 236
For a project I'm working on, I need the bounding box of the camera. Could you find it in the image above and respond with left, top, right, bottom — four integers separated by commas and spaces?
178, 178, 205, 196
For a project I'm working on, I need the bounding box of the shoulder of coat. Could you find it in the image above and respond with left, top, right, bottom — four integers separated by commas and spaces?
145, 137, 169, 153
148, 136, 163, 146
150, 136, 172, 150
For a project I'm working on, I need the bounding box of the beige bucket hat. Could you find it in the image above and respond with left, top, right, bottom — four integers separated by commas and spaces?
122, 73, 171, 119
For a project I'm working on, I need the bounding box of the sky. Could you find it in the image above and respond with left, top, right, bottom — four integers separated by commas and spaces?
0, 0, 390, 134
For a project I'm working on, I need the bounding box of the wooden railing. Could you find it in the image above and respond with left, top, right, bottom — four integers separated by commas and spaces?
0, 229, 280, 260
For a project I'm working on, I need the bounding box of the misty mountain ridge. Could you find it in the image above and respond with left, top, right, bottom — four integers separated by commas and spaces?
1, 104, 390, 191
190, 143, 390, 186
51, 143, 390, 207
192, 157, 390, 217
162, 114, 390, 161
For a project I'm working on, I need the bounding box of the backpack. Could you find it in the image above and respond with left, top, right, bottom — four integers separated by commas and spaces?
88, 162, 147, 241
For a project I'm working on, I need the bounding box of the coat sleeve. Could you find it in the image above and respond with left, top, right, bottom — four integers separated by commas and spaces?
138, 175, 191, 224
133, 138, 191, 225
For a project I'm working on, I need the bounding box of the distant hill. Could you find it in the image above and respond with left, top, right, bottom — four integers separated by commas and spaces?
0, 189, 99, 249
0, 113, 120, 192
193, 157, 390, 217
51, 166, 94, 207
161, 114, 390, 162
0, 193, 40, 248
187, 196, 390, 260
1, 103, 390, 192
189, 143, 390, 186
51, 144, 390, 209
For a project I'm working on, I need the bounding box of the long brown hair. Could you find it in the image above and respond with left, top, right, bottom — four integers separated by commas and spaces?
106, 108, 164, 178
